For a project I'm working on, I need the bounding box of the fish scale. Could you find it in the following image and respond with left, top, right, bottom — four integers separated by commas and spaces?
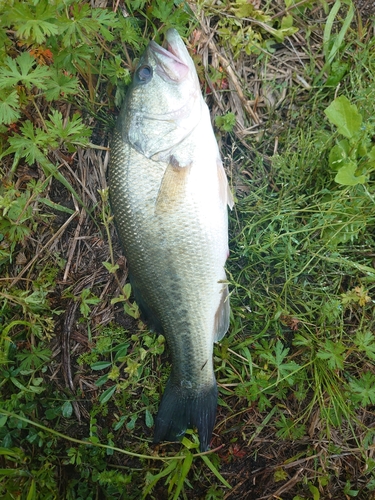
109, 29, 233, 451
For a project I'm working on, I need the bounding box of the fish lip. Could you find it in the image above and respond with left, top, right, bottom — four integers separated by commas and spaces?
148, 33, 190, 83
149, 40, 185, 66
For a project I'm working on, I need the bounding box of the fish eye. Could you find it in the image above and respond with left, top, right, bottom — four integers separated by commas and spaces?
137, 65, 153, 83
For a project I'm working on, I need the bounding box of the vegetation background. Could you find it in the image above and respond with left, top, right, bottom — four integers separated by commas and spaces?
0, 0, 375, 498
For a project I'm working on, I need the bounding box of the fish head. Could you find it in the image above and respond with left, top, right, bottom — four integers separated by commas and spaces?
120, 29, 203, 163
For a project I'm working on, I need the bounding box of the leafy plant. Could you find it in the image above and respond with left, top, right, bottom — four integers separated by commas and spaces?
325, 95, 375, 185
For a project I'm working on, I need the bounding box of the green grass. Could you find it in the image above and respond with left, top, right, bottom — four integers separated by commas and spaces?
1, 0, 375, 498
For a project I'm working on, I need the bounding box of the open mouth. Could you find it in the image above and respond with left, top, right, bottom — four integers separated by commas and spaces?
149, 40, 184, 65
149, 36, 189, 82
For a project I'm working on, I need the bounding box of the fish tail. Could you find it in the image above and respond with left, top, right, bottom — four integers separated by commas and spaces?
153, 379, 218, 451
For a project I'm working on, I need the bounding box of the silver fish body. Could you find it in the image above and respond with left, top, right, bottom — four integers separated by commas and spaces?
109, 29, 233, 451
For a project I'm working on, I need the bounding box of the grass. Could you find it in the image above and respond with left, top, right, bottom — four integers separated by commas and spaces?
1, 0, 375, 498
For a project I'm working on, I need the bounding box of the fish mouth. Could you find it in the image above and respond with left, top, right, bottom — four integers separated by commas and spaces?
149, 30, 190, 82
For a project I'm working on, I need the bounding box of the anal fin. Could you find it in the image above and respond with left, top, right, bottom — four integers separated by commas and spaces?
214, 284, 230, 342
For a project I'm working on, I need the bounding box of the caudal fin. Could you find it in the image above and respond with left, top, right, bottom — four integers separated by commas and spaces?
153, 380, 218, 451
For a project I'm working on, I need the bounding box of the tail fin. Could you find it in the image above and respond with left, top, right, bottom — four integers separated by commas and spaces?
153, 380, 218, 451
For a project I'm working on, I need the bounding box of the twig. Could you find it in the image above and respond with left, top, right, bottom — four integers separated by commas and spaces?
10, 207, 79, 287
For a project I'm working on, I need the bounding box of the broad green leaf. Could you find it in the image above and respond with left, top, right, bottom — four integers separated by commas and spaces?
334, 160, 366, 186
113, 415, 126, 431
328, 140, 350, 170
95, 374, 109, 387
91, 361, 112, 371
325, 96, 362, 138
145, 409, 153, 428
114, 343, 130, 362
122, 283, 132, 300
99, 385, 116, 404
368, 146, 375, 162
102, 261, 119, 274
124, 301, 140, 319
61, 401, 73, 418
126, 414, 137, 431
308, 482, 320, 500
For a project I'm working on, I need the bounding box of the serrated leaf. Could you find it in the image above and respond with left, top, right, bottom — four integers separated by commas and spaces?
334, 160, 367, 186
44, 69, 80, 101
8, 0, 60, 44
17, 19, 59, 45
5, 120, 57, 164
317, 340, 345, 370
45, 110, 91, 147
349, 372, 375, 406
92, 8, 120, 42
326, 61, 349, 86
0, 53, 50, 90
0, 90, 20, 125
152, 0, 174, 23
58, 3, 98, 47
324, 96, 362, 139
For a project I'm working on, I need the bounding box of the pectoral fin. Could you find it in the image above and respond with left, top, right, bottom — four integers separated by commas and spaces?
217, 159, 234, 209
155, 156, 192, 214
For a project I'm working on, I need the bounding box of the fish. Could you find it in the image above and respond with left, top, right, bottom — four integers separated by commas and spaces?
108, 28, 233, 451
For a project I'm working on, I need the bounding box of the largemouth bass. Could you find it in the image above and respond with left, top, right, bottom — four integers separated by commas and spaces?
109, 28, 233, 451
